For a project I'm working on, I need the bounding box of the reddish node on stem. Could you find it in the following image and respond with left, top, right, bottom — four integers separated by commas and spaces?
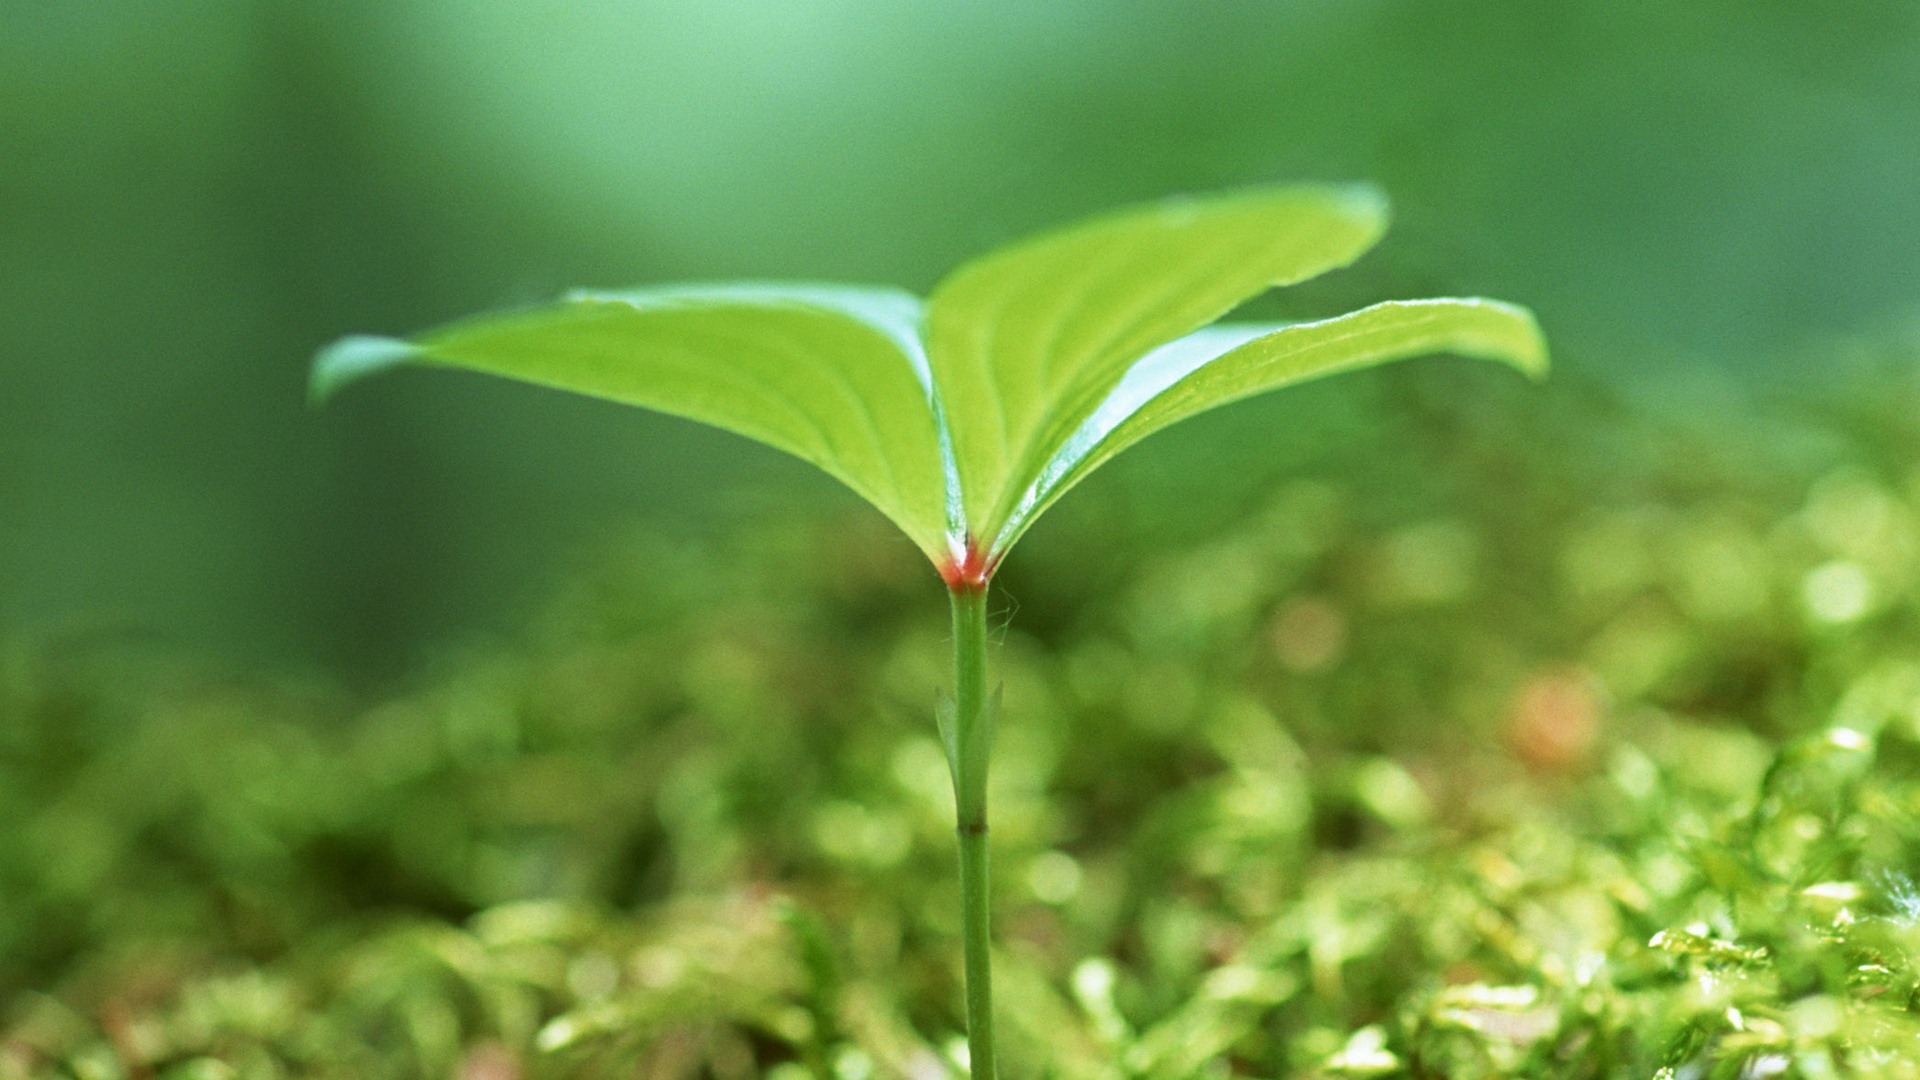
937, 535, 999, 594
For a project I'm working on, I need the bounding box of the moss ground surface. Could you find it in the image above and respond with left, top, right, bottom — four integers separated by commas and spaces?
11, 347, 1920, 1078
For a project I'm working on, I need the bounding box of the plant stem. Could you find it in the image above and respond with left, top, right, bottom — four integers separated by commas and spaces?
947, 585, 997, 1079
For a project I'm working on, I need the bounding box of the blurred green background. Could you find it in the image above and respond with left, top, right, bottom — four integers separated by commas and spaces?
12, 8, 1920, 1075
3, 1, 1918, 675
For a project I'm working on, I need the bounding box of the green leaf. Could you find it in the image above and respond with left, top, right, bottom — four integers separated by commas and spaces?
923, 183, 1390, 547
991, 298, 1548, 552
311, 186, 1549, 584
310, 284, 952, 559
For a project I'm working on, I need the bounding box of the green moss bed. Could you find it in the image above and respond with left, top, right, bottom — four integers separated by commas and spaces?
11, 348, 1920, 1078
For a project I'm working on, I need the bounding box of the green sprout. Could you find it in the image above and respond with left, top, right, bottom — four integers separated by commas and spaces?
311, 182, 1547, 1077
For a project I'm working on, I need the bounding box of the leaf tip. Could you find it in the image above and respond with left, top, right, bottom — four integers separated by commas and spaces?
308, 335, 419, 407
1490, 300, 1552, 381
1419, 297, 1552, 381
1331, 181, 1392, 232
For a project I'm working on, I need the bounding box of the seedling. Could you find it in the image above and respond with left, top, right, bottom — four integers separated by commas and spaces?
312, 183, 1546, 1077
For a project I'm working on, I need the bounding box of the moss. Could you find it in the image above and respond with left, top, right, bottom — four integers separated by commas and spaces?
11, 348, 1920, 1078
